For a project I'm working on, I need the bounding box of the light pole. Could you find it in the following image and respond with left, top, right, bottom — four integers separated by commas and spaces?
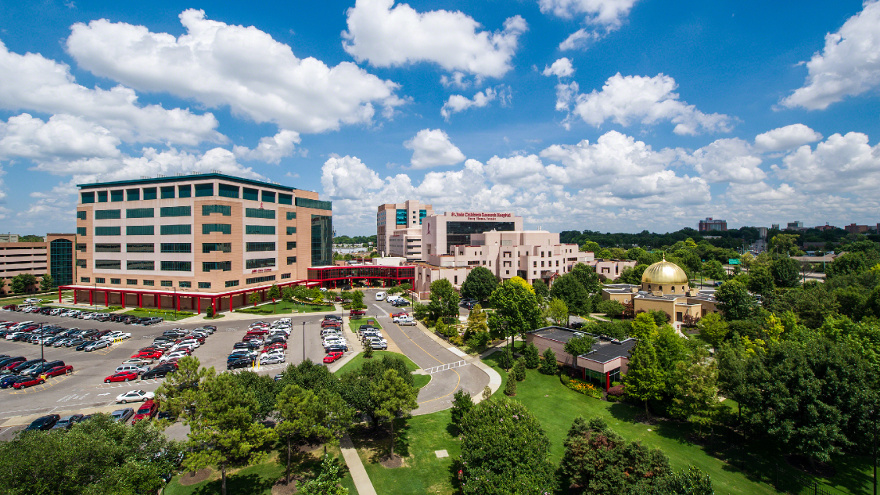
39, 322, 44, 364
301, 320, 306, 364
173, 286, 177, 320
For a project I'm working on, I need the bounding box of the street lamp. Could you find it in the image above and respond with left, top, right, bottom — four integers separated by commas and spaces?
39, 322, 44, 364
302, 320, 306, 364
173, 286, 177, 320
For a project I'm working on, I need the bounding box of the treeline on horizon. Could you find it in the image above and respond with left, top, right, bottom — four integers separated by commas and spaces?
332, 234, 376, 245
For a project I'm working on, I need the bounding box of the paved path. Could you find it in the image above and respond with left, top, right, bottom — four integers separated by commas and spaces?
340, 434, 377, 495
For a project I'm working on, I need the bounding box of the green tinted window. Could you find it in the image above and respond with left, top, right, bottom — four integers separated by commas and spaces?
126, 225, 154, 236
95, 209, 121, 220
246, 208, 275, 219
126, 208, 154, 218
160, 206, 191, 217
160, 224, 191, 235
202, 224, 231, 234
202, 204, 231, 216
95, 226, 120, 236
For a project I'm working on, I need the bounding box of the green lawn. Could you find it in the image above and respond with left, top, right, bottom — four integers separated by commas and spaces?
334, 351, 430, 390
349, 317, 382, 333
235, 300, 329, 315
121, 308, 194, 321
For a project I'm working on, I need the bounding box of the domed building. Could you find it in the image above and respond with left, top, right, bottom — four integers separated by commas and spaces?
641, 258, 689, 295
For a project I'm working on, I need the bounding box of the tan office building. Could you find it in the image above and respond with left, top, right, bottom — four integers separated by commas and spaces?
63, 173, 331, 313
377, 200, 433, 260
0, 234, 76, 295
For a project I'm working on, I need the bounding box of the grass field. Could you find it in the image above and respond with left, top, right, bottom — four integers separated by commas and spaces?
334, 350, 430, 390
235, 300, 329, 315
121, 308, 194, 321
349, 317, 382, 333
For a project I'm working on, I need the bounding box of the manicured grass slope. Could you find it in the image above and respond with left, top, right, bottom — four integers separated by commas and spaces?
335, 351, 430, 390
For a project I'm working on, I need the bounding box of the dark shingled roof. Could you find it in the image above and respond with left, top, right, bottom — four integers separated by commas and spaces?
529, 326, 636, 363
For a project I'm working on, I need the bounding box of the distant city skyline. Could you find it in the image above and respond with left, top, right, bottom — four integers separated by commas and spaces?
2, 1, 880, 236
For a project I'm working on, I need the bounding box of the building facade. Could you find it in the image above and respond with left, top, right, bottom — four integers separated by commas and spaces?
64, 173, 331, 313
698, 217, 727, 232
0, 234, 76, 294
421, 211, 522, 257
376, 200, 433, 259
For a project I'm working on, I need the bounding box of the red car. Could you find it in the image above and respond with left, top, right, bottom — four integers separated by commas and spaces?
263, 342, 287, 352
43, 365, 74, 378
323, 351, 343, 364
13, 376, 45, 389
131, 400, 159, 424
392, 312, 409, 318
104, 371, 138, 383
131, 351, 163, 360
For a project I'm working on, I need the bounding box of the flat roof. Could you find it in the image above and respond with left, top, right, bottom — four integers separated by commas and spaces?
78, 173, 303, 193
529, 326, 636, 362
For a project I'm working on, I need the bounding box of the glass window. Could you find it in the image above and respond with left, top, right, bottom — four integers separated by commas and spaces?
286, 211, 296, 220
95, 209, 121, 220
160, 224, 191, 235
126, 225, 154, 236
127, 279, 137, 285
81, 277, 90, 283
218, 183, 239, 198
160, 186, 175, 199
97, 191, 108, 202
202, 204, 231, 216
261, 190, 275, 203
287, 256, 297, 265
95, 226, 121, 236
286, 227, 297, 235
225, 280, 240, 287
194, 183, 213, 197
178, 184, 191, 198
278, 193, 292, 205
281, 273, 291, 279
286, 241, 297, 249
198, 282, 211, 289
143, 280, 154, 286
110, 190, 124, 202
81, 191, 95, 204
127, 260, 155, 270
246, 225, 275, 235
202, 223, 231, 234
77, 227, 87, 236
203, 261, 232, 272
76, 259, 86, 268
179, 281, 191, 288
160, 280, 172, 287
161, 261, 192, 272
95, 243, 121, 252
127, 189, 140, 201
246, 208, 275, 219
143, 187, 157, 200
243, 187, 259, 201
76, 243, 87, 252
95, 259, 121, 269
161, 243, 192, 253
246, 242, 275, 252
110, 278, 121, 285
245, 258, 275, 269
126, 243, 154, 253
126, 208, 154, 218
295, 197, 331, 210
160, 206, 191, 217
95, 277, 105, 283
246, 275, 276, 284
202, 242, 231, 253
311, 214, 332, 267
77, 210, 87, 220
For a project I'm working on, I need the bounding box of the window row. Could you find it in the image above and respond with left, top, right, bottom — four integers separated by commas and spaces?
81, 184, 298, 204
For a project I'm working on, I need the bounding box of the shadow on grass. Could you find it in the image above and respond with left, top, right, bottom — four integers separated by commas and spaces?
349, 418, 413, 464
192, 473, 274, 495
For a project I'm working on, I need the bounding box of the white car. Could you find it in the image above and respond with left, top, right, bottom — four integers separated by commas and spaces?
160, 351, 189, 363
398, 318, 416, 326
260, 353, 285, 365
84, 339, 111, 352
106, 331, 132, 340
375, 291, 386, 301
116, 389, 155, 404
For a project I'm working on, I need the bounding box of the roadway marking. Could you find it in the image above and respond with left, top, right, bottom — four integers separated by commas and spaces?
8, 374, 73, 395
423, 360, 467, 374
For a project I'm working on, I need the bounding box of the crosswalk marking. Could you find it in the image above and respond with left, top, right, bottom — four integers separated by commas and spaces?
423, 360, 467, 374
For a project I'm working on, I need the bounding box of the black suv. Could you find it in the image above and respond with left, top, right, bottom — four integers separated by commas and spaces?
142, 364, 177, 380
227, 357, 255, 370
25, 414, 60, 431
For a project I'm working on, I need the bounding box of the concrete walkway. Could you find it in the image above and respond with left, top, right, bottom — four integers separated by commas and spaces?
340, 433, 377, 495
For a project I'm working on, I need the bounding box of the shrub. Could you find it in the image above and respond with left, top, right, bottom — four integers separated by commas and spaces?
466, 331, 491, 351
363, 345, 374, 359
497, 346, 514, 370
206, 306, 214, 318
450, 389, 474, 432
539, 348, 558, 375
513, 358, 526, 382
522, 343, 540, 369
504, 373, 517, 396
561, 375, 603, 399
606, 384, 624, 402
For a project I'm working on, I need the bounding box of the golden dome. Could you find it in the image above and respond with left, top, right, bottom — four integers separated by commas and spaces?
641, 259, 688, 285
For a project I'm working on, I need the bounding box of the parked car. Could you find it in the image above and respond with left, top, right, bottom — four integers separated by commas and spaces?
0, 375, 30, 389
105, 371, 139, 383
13, 376, 45, 389
132, 400, 159, 423
51, 414, 84, 430
375, 292, 386, 301
260, 353, 285, 365
25, 414, 59, 431
43, 365, 74, 378
227, 357, 255, 370
141, 363, 177, 380
110, 408, 135, 423
116, 389, 155, 404
84, 340, 111, 352
323, 351, 344, 364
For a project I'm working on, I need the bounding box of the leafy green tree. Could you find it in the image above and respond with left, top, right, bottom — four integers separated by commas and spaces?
647, 309, 670, 326
715, 280, 756, 321
560, 416, 671, 493
629, 312, 659, 341
619, 264, 648, 284
550, 273, 590, 314
39, 273, 55, 291
513, 357, 527, 381
155, 356, 213, 421
460, 266, 498, 303
458, 396, 556, 494
668, 361, 719, 436
540, 347, 558, 374
596, 299, 624, 318
624, 341, 665, 415
768, 283, 839, 328
276, 359, 341, 394
545, 297, 569, 326
532, 279, 549, 300
746, 264, 775, 296
701, 260, 725, 281
656, 466, 715, 495
427, 279, 460, 323
370, 369, 418, 458
463, 304, 489, 345
298, 454, 348, 495
350, 290, 366, 310
522, 342, 541, 369
571, 263, 601, 294
183, 372, 278, 495
229, 371, 277, 418
769, 233, 802, 258
268, 284, 281, 301
282, 286, 295, 302
490, 277, 544, 347
771, 257, 801, 288
450, 389, 474, 433
10, 273, 37, 294
564, 334, 596, 365
697, 312, 729, 349
249, 291, 261, 307
503, 372, 517, 395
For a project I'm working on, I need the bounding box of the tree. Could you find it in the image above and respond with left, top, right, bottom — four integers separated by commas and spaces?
746, 264, 775, 296
540, 348, 558, 375
39, 273, 55, 291
370, 369, 418, 459
490, 277, 544, 347
657, 466, 715, 495
298, 454, 348, 495
715, 280, 755, 321
427, 279, 460, 323
532, 279, 549, 300
463, 304, 491, 350
668, 361, 719, 437
624, 341, 665, 415
350, 290, 366, 310
267, 284, 281, 302
249, 291, 261, 307
564, 334, 596, 365
229, 371, 277, 418
522, 342, 541, 369
460, 266, 497, 303
545, 297, 569, 326
449, 389, 474, 433
771, 257, 801, 288
10, 273, 37, 294
183, 372, 278, 495
619, 264, 648, 284
629, 312, 659, 341
458, 396, 556, 494
697, 312, 729, 349
513, 358, 527, 381
701, 260, 725, 281
550, 273, 590, 315
769, 233, 801, 258
571, 263, 601, 294
282, 286, 295, 302
560, 416, 671, 493
504, 373, 517, 395
155, 356, 213, 421
596, 299, 624, 318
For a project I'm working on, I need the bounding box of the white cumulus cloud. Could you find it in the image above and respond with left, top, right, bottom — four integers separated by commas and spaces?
66, 9, 403, 134
542, 58, 575, 78
754, 124, 823, 151
565, 73, 734, 135
0, 113, 121, 161
321, 155, 385, 200
781, 1, 880, 110
342, 0, 527, 78
441, 87, 507, 119
233, 130, 301, 164
773, 132, 880, 193
689, 138, 766, 184
539, 0, 639, 50
404, 129, 465, 169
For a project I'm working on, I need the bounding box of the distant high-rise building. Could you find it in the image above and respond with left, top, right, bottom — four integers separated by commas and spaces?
698, 217, 727, 232
376, 200, 433, 260
786, 221, 804, 231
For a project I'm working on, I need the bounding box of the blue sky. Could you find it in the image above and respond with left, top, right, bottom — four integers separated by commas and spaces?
1, 0, 879, 236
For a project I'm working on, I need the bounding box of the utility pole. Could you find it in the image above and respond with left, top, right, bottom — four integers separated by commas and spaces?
301, 320, 306, 364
